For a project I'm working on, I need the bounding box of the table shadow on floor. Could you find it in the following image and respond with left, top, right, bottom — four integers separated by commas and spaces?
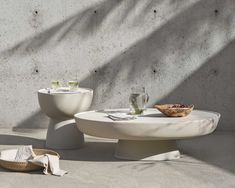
57, 141, 120, 162
0, 135, 45, 148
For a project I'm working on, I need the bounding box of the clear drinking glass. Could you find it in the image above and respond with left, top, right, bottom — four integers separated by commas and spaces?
129, 87, 149, 115
68, 80, 79, 91
51, 80, 61, 90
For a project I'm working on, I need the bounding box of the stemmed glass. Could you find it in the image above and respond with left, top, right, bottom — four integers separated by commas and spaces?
68, 80, 79, 91
51, 80, 61, 90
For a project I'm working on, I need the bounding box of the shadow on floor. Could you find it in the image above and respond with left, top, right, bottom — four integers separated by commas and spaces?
0, 135, 120, 162
0, 167, 44, 175
0, 133, 235, 174
0, 135, 45, 148
178, 132, 235, 174
57, 141, 119, 162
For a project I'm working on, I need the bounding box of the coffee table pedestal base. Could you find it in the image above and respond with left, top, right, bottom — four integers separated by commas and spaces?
46, 119, 84, 149
115, 140, 180, 161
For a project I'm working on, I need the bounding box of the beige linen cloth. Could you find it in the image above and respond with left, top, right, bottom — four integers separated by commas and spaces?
0, 145, 67, 176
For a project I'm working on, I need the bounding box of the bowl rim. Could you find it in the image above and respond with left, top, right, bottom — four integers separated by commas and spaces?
154, 104, 194, 109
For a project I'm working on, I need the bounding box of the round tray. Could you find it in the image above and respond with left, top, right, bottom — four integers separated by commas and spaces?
0, 148, 60, 172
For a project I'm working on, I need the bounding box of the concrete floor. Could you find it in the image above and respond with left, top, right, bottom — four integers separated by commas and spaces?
0, 129, 235, 188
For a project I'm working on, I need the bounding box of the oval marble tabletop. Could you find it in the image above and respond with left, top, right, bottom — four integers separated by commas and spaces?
75, 108, 220, 140
75, 108, 220, 161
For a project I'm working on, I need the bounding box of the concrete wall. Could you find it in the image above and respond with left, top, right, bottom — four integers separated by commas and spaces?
0, 0, 235, 130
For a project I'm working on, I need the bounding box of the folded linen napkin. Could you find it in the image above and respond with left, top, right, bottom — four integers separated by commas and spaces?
0, 146, 67, 176
29, 154, 67, 176
15, 145, 35, 161
0, 149, 18, 161
107, 113, 136, 121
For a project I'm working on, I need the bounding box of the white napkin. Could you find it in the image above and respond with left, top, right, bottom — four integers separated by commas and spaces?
0, 146, 67, 176
29, 154, 67, 176
0, 149, 18, 161
107, 113, 136, 121
15, 145, 35, 161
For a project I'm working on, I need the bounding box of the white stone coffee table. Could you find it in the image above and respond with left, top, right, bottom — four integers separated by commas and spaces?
74, 108, 220, 160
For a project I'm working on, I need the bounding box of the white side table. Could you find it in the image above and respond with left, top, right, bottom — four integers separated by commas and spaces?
75, 108, 220, 160
38, 88, 93, 149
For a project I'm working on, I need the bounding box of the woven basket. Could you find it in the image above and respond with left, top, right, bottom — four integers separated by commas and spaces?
154, 104, 194, 117
0, 148, 60, 172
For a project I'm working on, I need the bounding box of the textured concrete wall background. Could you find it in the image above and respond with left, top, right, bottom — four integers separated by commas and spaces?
0, 0, 235, 130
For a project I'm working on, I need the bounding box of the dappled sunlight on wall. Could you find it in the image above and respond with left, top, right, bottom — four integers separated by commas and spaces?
159, 40, 235, 130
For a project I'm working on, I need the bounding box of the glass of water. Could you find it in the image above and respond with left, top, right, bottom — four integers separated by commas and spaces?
51, 80, 61, 90
129, 87, 149, 115
68, 80, 79, 91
